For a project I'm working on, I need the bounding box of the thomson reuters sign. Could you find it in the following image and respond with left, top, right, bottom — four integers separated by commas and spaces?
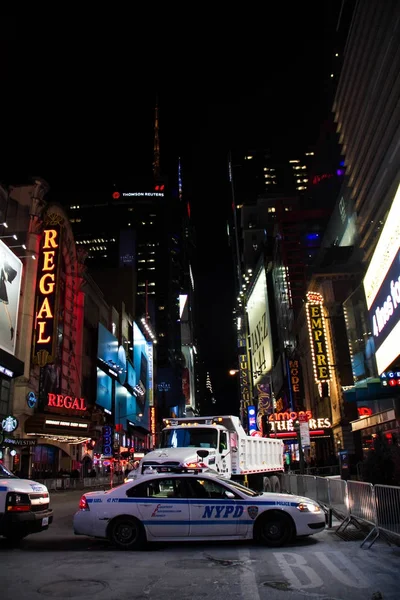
305, 292, 331, 383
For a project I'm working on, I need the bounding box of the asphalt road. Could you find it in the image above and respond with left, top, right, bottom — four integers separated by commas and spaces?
1, 489, 399, 600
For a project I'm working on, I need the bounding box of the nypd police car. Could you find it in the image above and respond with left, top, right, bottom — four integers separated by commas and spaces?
0, 462, 53, 543
73, 469, 325, 549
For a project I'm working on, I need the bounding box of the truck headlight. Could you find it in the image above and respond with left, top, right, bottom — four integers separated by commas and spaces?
297, 502, 321, 513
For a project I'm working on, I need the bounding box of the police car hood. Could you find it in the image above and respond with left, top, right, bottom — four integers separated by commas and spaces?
258, 491, 317, 505
0, 478, 48, 494
142, 447, 213, 464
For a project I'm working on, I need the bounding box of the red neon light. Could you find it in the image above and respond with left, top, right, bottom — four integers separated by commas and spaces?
358, 406, 373, 417
270, 430, 326, 438
312, 173, 334, 185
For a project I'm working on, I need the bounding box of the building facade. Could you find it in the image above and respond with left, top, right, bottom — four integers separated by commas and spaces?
0, 180, 156, 476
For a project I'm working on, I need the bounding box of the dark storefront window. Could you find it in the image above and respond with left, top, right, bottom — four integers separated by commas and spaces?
32, 444, 58, 478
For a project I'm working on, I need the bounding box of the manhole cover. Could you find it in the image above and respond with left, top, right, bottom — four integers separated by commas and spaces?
38, 580, 108, 597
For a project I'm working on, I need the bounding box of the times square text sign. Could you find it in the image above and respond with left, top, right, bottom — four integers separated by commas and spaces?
305, 292, 331, 383
32, 225, 62, 367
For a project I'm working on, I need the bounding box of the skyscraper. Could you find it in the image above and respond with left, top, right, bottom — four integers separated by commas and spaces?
54, 102, 193, 421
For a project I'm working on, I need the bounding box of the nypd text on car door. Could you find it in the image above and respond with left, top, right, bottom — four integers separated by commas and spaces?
186, 477, 248, 537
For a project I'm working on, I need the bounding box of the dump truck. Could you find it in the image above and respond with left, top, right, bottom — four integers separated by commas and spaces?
136, 415, 284, 492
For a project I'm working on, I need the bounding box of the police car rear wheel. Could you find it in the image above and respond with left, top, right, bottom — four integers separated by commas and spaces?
257, 512, 293, 547
109, 517, 145, 550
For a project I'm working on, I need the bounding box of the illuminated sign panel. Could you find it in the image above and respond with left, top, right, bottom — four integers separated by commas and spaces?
147, 341, 154, 407
150, 406, 156, 447
247, 406, 257, 433
32, 226, 62, 367
288, 358, 303, 410
0, 240, 23, 356
239, 352, 251, 406
268, 411, 331, 434
306, 292, 331, 382
247, 268, 273, 385
122, 192, 164, 197
363, 184, 400, 373
102, 425, 113, 457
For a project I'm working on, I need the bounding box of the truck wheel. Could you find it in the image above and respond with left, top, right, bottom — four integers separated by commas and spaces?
256, 511, 294, 547
270, 475, 281, 493
108, 516, 146, 550
263, 477, 272, 492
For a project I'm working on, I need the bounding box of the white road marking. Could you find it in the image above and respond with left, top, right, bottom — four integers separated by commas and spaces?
314, 551, 369, 588
238, 548, 261, 600
273, 552, 324, 589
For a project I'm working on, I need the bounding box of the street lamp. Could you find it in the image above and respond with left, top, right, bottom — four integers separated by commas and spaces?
229, 369, 239, 376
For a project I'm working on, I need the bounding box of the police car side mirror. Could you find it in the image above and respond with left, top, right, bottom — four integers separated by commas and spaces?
224, 491, 235, 499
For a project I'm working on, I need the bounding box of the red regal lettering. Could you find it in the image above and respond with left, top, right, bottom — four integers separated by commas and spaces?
48, 393, 57, 406
47, 393, 87, 411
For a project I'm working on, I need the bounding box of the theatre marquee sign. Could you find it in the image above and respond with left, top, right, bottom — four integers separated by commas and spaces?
32, 220, 62, 367
306, 292, 331, 384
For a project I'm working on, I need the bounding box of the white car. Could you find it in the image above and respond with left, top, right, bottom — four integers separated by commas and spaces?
73, 470, 325, 550
0, 463, 53, 543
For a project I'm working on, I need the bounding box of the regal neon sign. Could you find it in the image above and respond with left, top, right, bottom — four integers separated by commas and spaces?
305, 292, 331, 383
47, 393, 87, 411
32, 226, 61, 367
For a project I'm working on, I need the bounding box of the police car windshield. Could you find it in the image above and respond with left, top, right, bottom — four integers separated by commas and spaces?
218, 477, 261, 497
161, 428, 217, 449
0, 463, 17, 478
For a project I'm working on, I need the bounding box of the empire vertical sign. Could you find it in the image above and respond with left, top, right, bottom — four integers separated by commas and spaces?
305, 292, 331, 383
32, 225, 62, 367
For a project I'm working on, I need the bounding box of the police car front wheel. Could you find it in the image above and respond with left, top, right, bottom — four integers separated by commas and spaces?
255, 511, 294, 547
108, 517, 146, 550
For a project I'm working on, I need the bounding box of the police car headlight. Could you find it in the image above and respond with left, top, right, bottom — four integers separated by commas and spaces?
297, 502, 321, 513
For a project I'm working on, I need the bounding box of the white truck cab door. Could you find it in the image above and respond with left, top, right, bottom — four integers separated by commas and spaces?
218, 431, 231, 476
128, 477, 190, 538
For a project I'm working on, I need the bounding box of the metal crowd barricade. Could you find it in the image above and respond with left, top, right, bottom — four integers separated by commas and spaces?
301, 475, 318, 501
327, 477, 348, 520
363, 484, 400, 549
279, 473, 400, 549
334, 480, 376, 545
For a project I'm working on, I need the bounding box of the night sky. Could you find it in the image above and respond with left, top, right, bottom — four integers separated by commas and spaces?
0, 4, 352, 412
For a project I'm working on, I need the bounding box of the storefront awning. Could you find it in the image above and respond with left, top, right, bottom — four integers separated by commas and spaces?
350, 408, 396, 432
343, 379, 399, 403
24, 413, 93, 443
128, 423, 150, 436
